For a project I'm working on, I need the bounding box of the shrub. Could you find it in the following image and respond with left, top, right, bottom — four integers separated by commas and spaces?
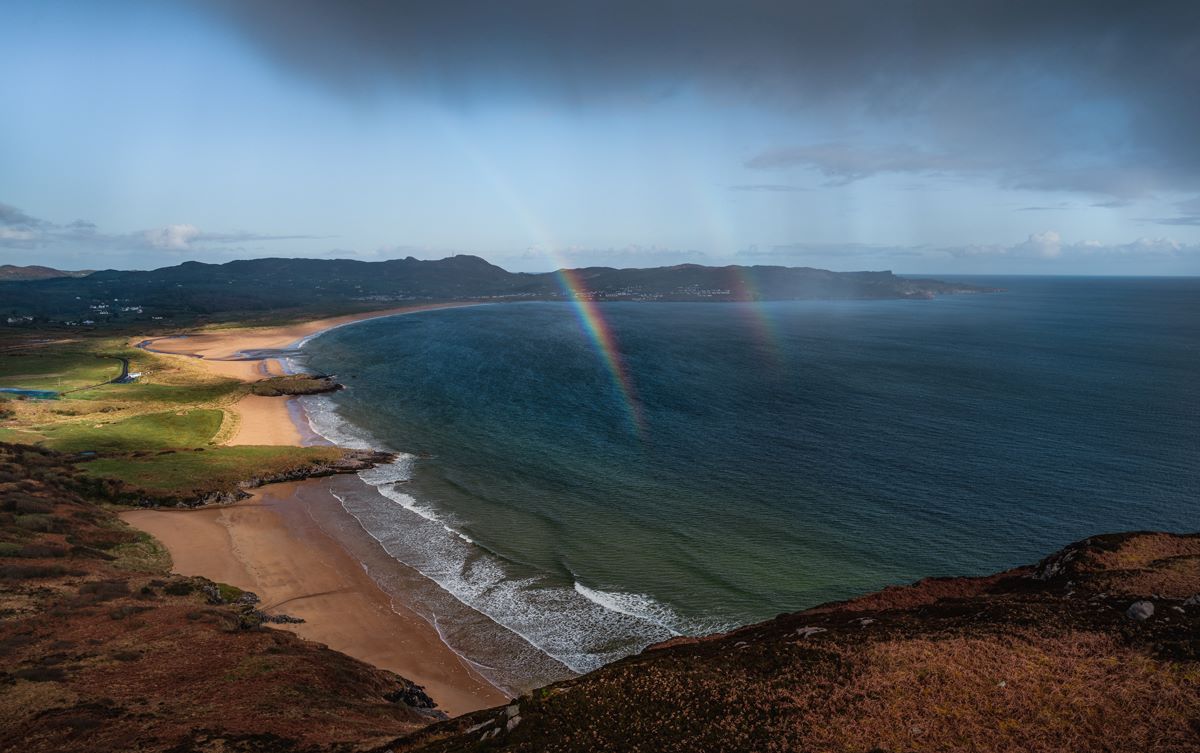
67, 528, 137, 550
16, 544, 67, 558
109, 604, 152, 620
78, 579, 129, 602
163, 580, 195, 596
14, 499, 54, 515
0, 564, 68, 579
216, 583, 245, 603
13, 666, 67, 682
15, 514, 59, 533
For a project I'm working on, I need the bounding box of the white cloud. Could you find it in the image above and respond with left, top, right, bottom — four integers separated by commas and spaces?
0, 227, 38, 243
142, 223, 202, 250
1017, 230, 1063, 258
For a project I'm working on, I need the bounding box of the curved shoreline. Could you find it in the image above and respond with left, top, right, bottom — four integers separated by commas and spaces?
132, 303, 480, 445
121, 301, 514, 715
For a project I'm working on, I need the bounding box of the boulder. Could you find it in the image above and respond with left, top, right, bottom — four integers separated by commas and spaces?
1126, 601, 1154, 621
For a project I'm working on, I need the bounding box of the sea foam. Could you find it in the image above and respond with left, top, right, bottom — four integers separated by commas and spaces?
301, 389, 708, 674
573, 582, 687, 636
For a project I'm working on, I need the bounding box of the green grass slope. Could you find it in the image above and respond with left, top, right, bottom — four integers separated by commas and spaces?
37, 409, 224, 453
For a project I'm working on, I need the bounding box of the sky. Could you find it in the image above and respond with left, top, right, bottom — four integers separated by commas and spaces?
2, 0, 1199, 274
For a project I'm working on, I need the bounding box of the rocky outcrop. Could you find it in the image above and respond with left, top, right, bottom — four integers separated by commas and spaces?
234, 448, 395, 487
249, 373, 343, 397
128, 449, 396, 508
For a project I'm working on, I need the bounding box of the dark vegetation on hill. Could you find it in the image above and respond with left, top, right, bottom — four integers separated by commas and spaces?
386, 532, 1200, 753
1, 439, 1196, 751
0, 444, 442, 753
0, 255, 996, 326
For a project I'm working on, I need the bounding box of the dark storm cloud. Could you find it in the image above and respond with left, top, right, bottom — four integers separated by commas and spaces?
193, 0, 1200, 199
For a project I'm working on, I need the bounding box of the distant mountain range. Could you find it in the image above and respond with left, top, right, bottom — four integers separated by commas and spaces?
0, 264, 92, 281
0, 255, 997, 324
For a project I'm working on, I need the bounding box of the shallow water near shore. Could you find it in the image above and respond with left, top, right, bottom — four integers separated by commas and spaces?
296, 276, 1200, 688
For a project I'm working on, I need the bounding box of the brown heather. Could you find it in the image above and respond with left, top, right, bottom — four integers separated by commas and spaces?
386, 531, 1200, 753
0, 444, 438, 753
2, 441, 1197, 752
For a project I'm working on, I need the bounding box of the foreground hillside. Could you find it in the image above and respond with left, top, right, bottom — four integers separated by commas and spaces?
0, 444, 442, 753
389, 531, 1200, 753
2, 437, 1196, 751
1, 329, 1196, 752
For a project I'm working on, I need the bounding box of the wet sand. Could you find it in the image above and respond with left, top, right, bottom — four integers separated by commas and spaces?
121, 479, 510, 716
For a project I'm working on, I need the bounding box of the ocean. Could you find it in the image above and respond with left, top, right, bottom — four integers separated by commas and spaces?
294, 276, 1200, 693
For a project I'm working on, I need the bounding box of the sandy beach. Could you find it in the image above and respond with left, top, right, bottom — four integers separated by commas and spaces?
134, 303, 469, 446
122, 302, 510, 716
121, 481, 509, 716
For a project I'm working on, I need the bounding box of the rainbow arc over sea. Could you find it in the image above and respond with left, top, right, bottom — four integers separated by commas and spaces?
553, 263, 646, 437
726, 265, 784, 364
438, 125, 645, 436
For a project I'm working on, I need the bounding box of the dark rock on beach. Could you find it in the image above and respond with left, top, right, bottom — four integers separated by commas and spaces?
249, 373, 343, 397
235, 448, 396, 486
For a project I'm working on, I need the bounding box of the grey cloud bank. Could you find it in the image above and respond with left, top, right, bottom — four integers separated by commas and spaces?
200, 0, 1200, 200
3, 1, 1200, 273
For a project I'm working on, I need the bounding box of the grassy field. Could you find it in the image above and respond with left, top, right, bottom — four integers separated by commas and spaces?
0, 333, 332, 500
0, 346, 123, 391
72, 379, 241, 404
0, 427, 28, 442
83, 445, 345, 495
38, 409, 224, 453
1, 336, 245, 447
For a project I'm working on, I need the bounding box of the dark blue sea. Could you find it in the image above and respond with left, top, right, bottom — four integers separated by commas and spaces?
296, 277, 1199, 690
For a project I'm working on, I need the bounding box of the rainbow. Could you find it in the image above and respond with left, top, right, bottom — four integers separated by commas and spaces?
435, 121, 644, 434
727, 265, 783, 364
555, 266, 646, 436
